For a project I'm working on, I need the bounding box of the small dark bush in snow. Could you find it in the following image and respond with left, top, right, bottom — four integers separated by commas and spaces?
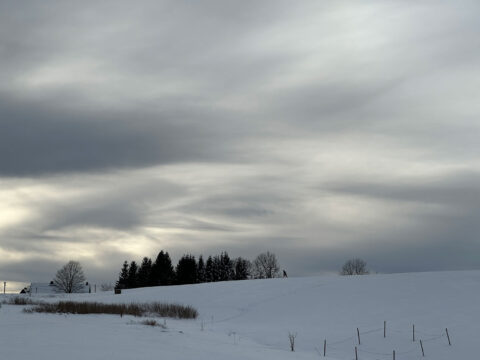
340, 258, 369, 275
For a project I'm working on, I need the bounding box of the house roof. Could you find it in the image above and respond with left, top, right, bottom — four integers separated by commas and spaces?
29, 282, 90, 294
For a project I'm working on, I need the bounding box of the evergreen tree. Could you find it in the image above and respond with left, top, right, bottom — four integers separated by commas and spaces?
150, 250, 175, 286
234, 257, 251, 280
137, 257, 152, 288
175, 254, 197, 285
205, 256, 214, 282
116, 261, 129, 289
219, 252, 234, 281
212, 255, 222, 282
127, 261, 139, 289
197, 255, 206, 283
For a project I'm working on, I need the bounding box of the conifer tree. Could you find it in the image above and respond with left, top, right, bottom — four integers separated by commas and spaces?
137, 257, 152, 288
205, 256, 214, 282
212, 255, 221, 282
116, 261, 129, 289
127, 261, 139, 289
219, 252, 234, 281
197, 255, 206, 283
150, 250, 175, 286
175, 254, 197, 285
234, 257, 251, 280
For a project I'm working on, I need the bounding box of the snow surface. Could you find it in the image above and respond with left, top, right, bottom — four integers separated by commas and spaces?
1, 270, 479, 360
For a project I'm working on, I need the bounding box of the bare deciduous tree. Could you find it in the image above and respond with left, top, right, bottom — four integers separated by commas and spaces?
253, 252, 280, 279
54, 261, 86, 293
100, 283, 114, 292
340, 258, 369, 275
288, 332, 297, 352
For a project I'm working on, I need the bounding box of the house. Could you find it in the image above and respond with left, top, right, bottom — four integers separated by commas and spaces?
27, 281, 91, 294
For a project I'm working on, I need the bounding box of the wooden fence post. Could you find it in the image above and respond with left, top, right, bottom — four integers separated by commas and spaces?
446, 328, 451, 345
357, 328, 361, 345
413, 324, 415, 342
420, 339, 425, 357
393, 350, 395, 360
384, 321, 386, 338
355, 346, 358, 360
324, 339, 326, 357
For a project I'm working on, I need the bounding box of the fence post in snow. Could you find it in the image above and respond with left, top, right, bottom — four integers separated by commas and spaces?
384, 321, 386, 338
420, 339, 425, 357
413, 324, 415, 342
446, 328, 451, 346
355, 346, 358, 360
357, 328, 361, 345
393, 350, 395, 360
323, 339, 326, 357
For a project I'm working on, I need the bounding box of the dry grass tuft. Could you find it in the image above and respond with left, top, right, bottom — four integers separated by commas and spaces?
140, 319, 167, 327
2, 297, 39, 305
25, 301, 198, 319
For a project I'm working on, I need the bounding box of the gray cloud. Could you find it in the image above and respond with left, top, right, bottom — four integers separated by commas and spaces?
1, 0, 480, 285
0, 92, 270, 176
325, 171, 480, 207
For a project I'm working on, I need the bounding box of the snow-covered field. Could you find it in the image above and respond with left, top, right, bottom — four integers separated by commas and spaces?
1, 270, 479, 360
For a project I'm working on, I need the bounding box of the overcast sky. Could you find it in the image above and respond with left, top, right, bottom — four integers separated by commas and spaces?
1, 0, 480, 289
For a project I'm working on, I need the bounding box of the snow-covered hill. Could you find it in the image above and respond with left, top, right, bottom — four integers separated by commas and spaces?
1, 271, 479, 360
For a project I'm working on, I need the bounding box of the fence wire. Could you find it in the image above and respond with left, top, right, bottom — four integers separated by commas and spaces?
317, 325, 452, 360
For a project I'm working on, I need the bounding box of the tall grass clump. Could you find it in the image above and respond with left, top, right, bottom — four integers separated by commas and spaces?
25, 301, 198, 319
2, 297, 39, 305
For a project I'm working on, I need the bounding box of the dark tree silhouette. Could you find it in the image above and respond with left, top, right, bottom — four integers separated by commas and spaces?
150, 251, 175, 286
234, 257, 251, 280
137, 257, 152, 288
175, 254, 197, 285
253, 252, 280, 279
197, 255, 206, 283
116, 261, 129, 289
205, 256, 214, 282
127, 261, 138, 288
340, 258, 369, 275
219, 252, 234, 281
54, 261, 86, 293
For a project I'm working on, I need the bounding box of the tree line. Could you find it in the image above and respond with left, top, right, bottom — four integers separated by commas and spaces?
115, 250, 280, 289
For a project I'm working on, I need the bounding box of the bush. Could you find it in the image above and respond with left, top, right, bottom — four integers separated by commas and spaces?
25, 301, 198, 319
141, 319, 158, 326
139, 319, 167, 328
2, 297, 39, 305
340, 258, 369, 275
100, 283, 114, 292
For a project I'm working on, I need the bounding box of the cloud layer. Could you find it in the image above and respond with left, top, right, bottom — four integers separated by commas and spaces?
1, 0, 480, 285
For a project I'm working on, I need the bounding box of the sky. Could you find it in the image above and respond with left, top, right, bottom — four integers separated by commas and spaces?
1, 0, 480, 289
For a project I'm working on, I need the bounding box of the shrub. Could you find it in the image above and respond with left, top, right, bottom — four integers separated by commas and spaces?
340, 258, 369, 275
140, 319, 158, 326
2, 297, 39, 305
100, 283, 114, 292
25, 301, 198, 319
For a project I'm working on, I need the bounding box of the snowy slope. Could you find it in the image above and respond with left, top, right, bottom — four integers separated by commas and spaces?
1, 271, 479, 360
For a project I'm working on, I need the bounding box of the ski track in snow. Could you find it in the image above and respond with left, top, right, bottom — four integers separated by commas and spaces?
0, 270, 478, 360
